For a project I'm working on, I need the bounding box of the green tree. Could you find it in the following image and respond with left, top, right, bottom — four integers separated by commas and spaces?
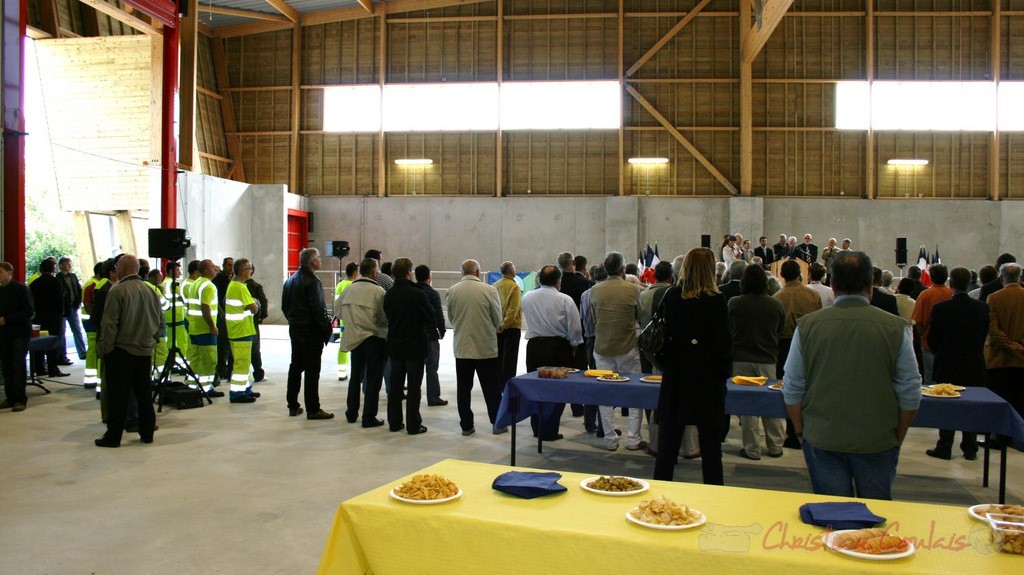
25, 229, 78, 278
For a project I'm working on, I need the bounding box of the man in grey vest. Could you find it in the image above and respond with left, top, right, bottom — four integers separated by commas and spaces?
782, 251, 921, 500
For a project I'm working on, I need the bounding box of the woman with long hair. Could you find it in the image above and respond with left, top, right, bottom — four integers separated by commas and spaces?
720, 235, 738, 264
653, 248, 733, 485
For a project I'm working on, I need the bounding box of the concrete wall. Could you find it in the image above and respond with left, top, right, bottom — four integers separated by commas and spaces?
310, 196, 1023, 276
177, 173, 306, 323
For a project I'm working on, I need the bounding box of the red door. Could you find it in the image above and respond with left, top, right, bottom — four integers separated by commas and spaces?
286, 209, 309, 276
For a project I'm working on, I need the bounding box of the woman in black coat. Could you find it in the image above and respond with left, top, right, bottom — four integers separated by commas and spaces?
654, 247, 733, 485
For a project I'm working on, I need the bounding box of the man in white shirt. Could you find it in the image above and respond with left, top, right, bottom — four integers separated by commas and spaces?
522, 265, 584, 441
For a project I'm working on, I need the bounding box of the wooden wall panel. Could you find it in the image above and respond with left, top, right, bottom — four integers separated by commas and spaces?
196, 34, 231, 179
875, 133, 989, 198
301, 133, 378, 196
388, 20, 497, 82
756, 131, 865, 196
757, 15, 864, 79
755, 83, 835, 128
626, 15, 738, 80
875, 16, 991, 80
505, 131, 617, 195
505, 17, 618, 80
625, 129, 739, 196
1000, 133, 1024, 199
302, 19, 379, 85
628, 83, 738, 128
386, 133, 496, 195
225, 30, 292, 88
239, 135, 291, 184
231, 91, 292, 132
1005, 15, 1024, 79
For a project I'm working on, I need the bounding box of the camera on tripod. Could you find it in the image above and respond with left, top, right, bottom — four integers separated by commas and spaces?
149, 228, 192, 261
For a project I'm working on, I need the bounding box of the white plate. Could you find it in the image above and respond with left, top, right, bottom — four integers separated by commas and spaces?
967, 504, 1021, 522
768, 383, 783, 391
625, 509, 706, 531
597, 376, 631, 382
822, 530, 915, 560
389, 488, 462, 505
921, 390, 961, 398
929, 384, 966, 391
565, 368, 580, 373
640, 376, 662, 384
580, 476, 650, 496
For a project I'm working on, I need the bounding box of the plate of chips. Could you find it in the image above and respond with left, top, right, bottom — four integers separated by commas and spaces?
389, 474, 462, 504
626, 495, 705, 530
640, 375, 662, 384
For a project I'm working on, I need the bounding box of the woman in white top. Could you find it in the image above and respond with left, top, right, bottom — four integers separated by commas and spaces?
720, 235, 738, 264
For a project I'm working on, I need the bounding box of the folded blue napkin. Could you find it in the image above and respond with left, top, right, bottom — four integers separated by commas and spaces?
492, 471, 567, 499
799, 502, 886, 530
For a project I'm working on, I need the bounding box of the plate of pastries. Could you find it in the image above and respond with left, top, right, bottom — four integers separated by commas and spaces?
390, 474, 462, 504
822, 527, 915, 560
969, 503, 1024, 522
640, 375, 662, 384
596, 373, 630, 382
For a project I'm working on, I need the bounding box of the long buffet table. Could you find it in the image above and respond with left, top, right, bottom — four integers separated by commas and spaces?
317, 459, 1019, 575
493, 372, 1024, 503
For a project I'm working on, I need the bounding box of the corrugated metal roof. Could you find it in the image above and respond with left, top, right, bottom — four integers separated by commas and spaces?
202, 0, 370, 29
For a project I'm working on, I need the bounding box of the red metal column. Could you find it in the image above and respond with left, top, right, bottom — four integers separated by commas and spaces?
160, 2, 180, 229
2, 0, 26, 276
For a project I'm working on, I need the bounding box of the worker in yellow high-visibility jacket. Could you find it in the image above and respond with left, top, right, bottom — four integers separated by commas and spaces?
81, 261, 107, 388
333, 262, 358, 381
225, 259, 261, 403
160, 261, 189, 367
146, 269, 170, 373
186, 260, 224, 397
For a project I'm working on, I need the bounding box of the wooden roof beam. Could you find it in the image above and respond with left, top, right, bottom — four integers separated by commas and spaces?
266, 0, 301, 22
356, 0, 375, 14
626, 85, 737, 195
37, 0, 62, 38
215, 20, 295, 37
304, 0, 489, 26
625, 0, 712, 78
741, 0, 797, 64
79, 0, 161, 35
204, 6, 291, 22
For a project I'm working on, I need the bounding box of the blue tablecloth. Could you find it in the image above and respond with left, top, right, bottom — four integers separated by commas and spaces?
494, 373, 1024, 450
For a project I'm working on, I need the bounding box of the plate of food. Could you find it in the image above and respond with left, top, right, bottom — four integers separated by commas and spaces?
640, 375, 662, 384
580, 476, 650, 496
565, 368, 580, 373
932, 383, 966, 391
584, 369, 614, 378
732, 376, 768, 386
768, 382, 783, 391
922, 383, 961, 398
969, 503, 1024, 522
597, 374, 631, 382
822, 528, 915, 560
626, 495, 705, 530
389, 474, 462, 504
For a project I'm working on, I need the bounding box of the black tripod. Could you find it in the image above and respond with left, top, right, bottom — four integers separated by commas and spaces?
152, 268, 212, 412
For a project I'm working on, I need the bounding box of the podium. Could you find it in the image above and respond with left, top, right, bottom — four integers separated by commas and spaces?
770, 257, 810, 285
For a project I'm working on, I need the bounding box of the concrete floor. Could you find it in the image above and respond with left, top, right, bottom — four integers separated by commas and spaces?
1, 324, 1020, 574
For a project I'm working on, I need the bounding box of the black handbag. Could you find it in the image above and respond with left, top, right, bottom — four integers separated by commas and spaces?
639, 288, 669, 370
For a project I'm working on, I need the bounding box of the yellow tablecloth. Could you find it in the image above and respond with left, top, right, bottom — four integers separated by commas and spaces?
317, 459, 1017, 575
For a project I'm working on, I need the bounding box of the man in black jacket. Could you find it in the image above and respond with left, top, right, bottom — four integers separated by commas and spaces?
925, 267, 989, 460
796, 233, 819, 264
415, 265, 448, 406
282, 248, 333, 420
30, 259, 69, 377
0, 262, 34, 411
213, 257, 234, 381
245, 267, 269, 383
57, 257, 86, 362
979, 253, 1017, 302
870, 267, 900, 316
754, 236, 775, 269
557, 252, 594, 418
384, 258, 435, 434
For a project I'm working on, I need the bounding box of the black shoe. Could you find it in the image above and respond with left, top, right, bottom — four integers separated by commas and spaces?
389, 424, 405, 432
58, 358, 74, 366
346, 415, 357, 424
230, 395, 257, 404
307, 410, 335, 420
289, 406, 304, 417
362, 418, 385, 428
408, 426, 428, 435
250, 392, 261, 398
252, 371, 265, 382
94, 437, 119, 448
783, 439, 802, 449
926, 448, 952, 460
428, 399, 449, 406
964, 452, 978, 461
140, 436, 153, 444
48, 371, 70, 377
541, 434, 564, 442
207, 390, 225, 398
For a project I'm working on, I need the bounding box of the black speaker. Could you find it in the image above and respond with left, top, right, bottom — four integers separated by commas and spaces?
326, 241, 350, 258
701, 234, 711, 249
149, 228, 191, 260
895, 237, 908, 266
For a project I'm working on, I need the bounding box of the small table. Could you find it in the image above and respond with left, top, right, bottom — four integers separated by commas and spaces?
318, 459, 1019, 575
26, 335, 61, 394
494, 373, 1024, 503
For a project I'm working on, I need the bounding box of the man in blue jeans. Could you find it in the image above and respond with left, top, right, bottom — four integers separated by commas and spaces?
783, 251, 921, 500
